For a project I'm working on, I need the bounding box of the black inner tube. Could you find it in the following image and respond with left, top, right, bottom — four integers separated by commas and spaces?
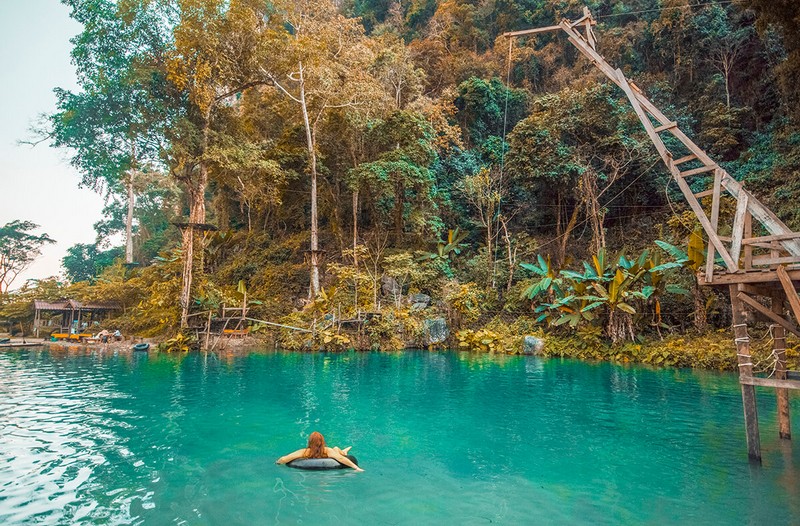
286, 455, 359, 470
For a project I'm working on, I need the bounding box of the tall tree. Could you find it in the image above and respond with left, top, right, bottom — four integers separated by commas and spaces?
62, 243, 124, 283
151, 0, 277, 327
0, 221, 55, 294
262, 0, 380, 296
48, 0, 168, 265
348, 111, 439, 245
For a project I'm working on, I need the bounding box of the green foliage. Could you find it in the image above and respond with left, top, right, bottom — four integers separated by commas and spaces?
455, 77, 529, 149
62, 243, 124, 283
443, 281, 488, 327
456, 328, 503, 353
34, 0, 800, 363
349, 111, 440, 241
160, 330, 197, 353
522, 248, 689, 344
417, 226, 468, 272
0, 220, 55, 293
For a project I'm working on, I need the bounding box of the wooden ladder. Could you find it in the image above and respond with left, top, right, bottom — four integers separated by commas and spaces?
506, 9, 800, 284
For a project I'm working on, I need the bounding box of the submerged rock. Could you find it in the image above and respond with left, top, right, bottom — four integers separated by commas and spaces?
424, 317, 449, 346
522, 335, 545, 355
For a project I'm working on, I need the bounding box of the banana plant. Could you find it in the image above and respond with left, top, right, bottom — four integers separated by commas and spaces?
418, 227, 469, 261
520, 254, 563, 299
577, 262, 653, 343
654, 228, 705, 271
654, 229, 710, 331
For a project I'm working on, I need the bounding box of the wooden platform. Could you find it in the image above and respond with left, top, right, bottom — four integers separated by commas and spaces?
699, 268, 800, 286
0, 342, 44, 349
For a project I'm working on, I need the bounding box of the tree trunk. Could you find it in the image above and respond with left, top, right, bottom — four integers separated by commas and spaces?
692, 283, 708, 332
352, 189, 359, 267
179, 164, 207, 329
581, 167, 605, 254
607, 309, 634, 344
298, 62, 320, 297
394, 179, 404, 245
555, 191, 563, 259
126, 179, 135, 265
179, 107, 210, 330
486, 214, 494, 290
559, 204, 581, 266
501, 217, 515, 292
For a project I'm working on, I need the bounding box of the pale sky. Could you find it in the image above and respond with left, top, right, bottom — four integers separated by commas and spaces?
0, 0, 109, 288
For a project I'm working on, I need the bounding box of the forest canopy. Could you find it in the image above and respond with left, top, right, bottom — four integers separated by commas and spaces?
12, 0, 800, 347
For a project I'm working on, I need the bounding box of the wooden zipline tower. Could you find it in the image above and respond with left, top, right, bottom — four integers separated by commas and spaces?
505, 7, 799, 462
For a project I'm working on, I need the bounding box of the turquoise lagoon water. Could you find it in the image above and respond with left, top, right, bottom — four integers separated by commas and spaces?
0, 349, 798, 525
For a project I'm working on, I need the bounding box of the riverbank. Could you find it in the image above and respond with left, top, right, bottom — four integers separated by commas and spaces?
11, 324, 798, 374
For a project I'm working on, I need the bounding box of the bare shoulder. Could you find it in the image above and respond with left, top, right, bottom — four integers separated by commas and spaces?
277, 448, 309, 464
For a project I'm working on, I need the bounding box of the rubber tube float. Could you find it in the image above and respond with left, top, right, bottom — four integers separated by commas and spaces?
287, 455, 359, 470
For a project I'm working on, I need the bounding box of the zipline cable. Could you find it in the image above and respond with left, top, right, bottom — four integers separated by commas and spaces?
595, 1, 734, 19
530, 158, 662, 252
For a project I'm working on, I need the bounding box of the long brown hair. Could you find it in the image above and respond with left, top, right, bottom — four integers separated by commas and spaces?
306, 431, 326, 458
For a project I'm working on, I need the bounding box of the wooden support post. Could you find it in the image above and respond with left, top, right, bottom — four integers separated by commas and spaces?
204, 310, 212, 351
772, 295, 791, 440
706, 168, 723, 282
743, 212, 753, 271
729, 285, 762, 462
730, 192, 750, 265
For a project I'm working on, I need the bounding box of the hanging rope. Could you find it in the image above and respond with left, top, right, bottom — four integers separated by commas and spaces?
490, 38, 514, 288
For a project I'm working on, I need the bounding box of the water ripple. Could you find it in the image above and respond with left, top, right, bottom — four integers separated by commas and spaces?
0, 349, 798, 525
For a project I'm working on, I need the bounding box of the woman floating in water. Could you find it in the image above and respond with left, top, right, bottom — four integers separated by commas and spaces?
276, 431, 364, 471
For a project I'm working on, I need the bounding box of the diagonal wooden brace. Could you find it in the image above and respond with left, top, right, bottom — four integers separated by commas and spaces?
776, 265, 800, 325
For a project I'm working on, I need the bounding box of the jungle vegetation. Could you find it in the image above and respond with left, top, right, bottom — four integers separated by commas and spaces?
3, 0, 800, 364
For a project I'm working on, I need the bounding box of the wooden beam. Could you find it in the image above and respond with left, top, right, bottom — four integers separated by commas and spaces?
777, 265, 800, 325
736, 291, 800, 338
672, 168, 737, 271
503, 25, 562, 38
700, 268, 800, 286
730, 286, 762, 462
694, 189, 715, 199
673, 154, 697, 165
730, 192, 749, 265
679, 165, 717, 178
751, 255, 800, 266
740, 377, 800, 390
743, 212, 753, 271
654, 121, 678, 133
742, 233, 800, 245
739, 283, 781, 297
614, 69, 672, 162
706, 168, 723, 282
723, 179, 800, 256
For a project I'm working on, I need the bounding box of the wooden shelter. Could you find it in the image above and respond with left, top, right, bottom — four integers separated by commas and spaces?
33, 299, 122, 337
505, 7, 799, 462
